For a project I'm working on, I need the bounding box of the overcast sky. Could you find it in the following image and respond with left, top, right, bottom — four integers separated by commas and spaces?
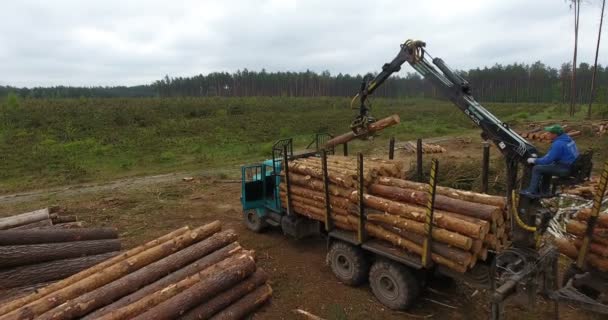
1, 0, 606, 87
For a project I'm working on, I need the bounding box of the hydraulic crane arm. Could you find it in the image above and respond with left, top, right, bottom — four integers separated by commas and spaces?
352, 40, 538, 164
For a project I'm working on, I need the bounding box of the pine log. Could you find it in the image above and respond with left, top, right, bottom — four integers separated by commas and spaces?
279, 185, 354, 210
326, 156, 401, 176
323, 114, 400, 148
382, 224, 474, 266
0, 209, 50, 230
566, 220, 608, 238
36, 222, 85, 229
105, 252, 257, 320
295, 157, 375, 177
39, 230, 239, 320
575, 208, 608, 228
50, 215, 77, 224
0, 226, 191, 317
0, 239, 121, 268
82, 242, 243, 320
208, 284, 272, 320
0, 252, 118, 289
376, 177, 506, 208
289, 162, 354, 188
10, 220, 53, 230
180, 269, 269, 320
555, 237, 608, 272
0, 223, 220, 320
353, 192, 481, 241
280, 195, 353, 217
365, 213, 472, 251
284, 172, 353, 197
573, 238, 608, 258
0, 228, 118, 245
348, 216, 467, 273
368, 184, 501, 222
444, 212, 491, 236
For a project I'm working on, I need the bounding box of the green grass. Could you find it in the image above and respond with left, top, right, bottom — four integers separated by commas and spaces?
0, 96, 605, 193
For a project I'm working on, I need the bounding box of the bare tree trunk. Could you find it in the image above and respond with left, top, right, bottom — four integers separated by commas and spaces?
588, 0, 606, 118
570, 0, 581, 116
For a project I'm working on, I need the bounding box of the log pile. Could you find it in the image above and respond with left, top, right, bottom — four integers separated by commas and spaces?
281, 156, 508, 274
0, 208, 121, 290
555, 208, 608, 272
399, 141, 447, 154
519, 126, 581, 142
0, 222, 271, 320
563, 177, 608, 199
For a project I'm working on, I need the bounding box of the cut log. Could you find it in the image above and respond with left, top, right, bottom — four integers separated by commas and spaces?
280, 195, 353, 217
354, 192, 478, 245
289, 162, 354, 188
368, 184, 501, 222
50, 215, 78, 224
365, 213, 472, 251
323, 114, 400, 148
382, 224, 474, 267
0, 239, 122, 268
555, 237, 608, 272
0, 252, 118, 289
0, 228, 118, 245
36, 222, 85, 229
0, 226, 190, 317
38, 230, 239, 320
208, 284, 273, 320
349, 216, 467, 273
107, 252, 257, 320
566, 220, 608, 238
376, 177, 506, 208
82, 242, 243, 320
572, 238, 608, 258
575, 208, 608, 228
279, 185, 354, 210
285, 172, 353, 197
0, 209, 50, 230
0, 223, 219, 320
180, 268, 269, 320
9, 220, 53, 230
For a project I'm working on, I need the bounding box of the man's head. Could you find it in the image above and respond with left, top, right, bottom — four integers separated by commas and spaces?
544, 124, 564, 141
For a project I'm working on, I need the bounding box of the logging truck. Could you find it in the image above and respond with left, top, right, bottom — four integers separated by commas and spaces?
243, 39, 608, 318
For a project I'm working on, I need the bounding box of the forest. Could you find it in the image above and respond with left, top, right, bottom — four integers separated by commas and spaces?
1, 61, 608, 104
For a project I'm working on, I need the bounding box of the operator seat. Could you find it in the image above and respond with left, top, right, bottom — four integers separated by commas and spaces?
551, 149, 594, 194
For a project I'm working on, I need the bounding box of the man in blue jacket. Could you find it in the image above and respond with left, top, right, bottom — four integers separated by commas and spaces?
522, 124, 579, 196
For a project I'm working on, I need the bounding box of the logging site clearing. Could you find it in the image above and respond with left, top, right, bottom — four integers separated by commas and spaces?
0, 126, 606, 320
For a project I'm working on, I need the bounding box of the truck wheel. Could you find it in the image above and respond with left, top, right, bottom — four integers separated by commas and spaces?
327, 241, 369, 286
369, 260, 419, 310
244, 209, 266, 233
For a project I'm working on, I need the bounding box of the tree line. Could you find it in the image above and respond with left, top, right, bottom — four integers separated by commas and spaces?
2, 61, 608, 104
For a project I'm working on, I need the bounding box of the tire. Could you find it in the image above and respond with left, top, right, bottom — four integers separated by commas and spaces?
243, 209, 267, 233
327, 241, 369, 286
369, 260, 420, 310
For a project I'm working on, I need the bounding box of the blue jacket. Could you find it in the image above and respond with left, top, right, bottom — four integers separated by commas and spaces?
535, 133, 579, 166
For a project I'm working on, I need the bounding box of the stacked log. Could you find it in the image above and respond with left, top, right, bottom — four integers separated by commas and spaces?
400, 141, 447, 154
281, 156, 508, 274
0, 222, 271, 320
563, 177, 608, 199
552, 208, 608, 272
0, 208, 121, 290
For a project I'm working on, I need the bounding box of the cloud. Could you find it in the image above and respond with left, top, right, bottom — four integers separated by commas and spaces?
0, 0, 605, 87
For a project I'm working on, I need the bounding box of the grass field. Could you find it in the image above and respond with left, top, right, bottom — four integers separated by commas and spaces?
0, 96, 606, 193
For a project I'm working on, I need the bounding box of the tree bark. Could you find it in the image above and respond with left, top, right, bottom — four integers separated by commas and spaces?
368, 184, 501, 222
207, 284, 272, 320
566, 220, 608, 238
365, 213, 472, 251
0, 226, 191, 317
280, 195, 353, 217
284, 172, 353, 197
0, 252, 118, 289
179, 269, 269, 320
50, 215, 78, 224
289, 162, 354, 188
39, 230, 238, 320
0, 209, 50, 230
36, 222, 85, 229
9, 220, 53, 230
279, 185, 354, 211
376, 177, 506, 208
555, 237, 608, 272
324, 114, 400, 148
82, 242, 243, 320
353, 192, 479, 244
0, 228, 118, 245
573, 237, 608, 258
0, 239, 121, 268
107, 252, 257, 320
0, 223, 219, 320
575, 208, 608, 228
